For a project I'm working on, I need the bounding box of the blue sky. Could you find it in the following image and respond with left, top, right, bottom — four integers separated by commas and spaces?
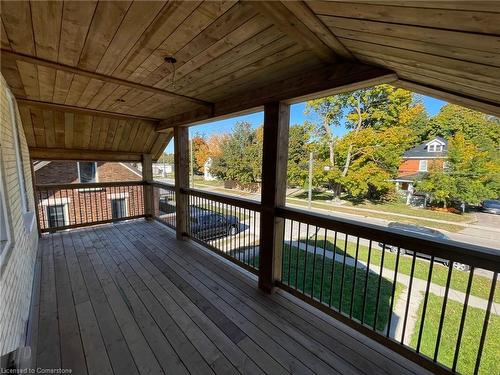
164, 94, 446, 153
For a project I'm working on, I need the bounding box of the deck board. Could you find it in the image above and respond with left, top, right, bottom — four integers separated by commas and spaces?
29, 220, 431, 375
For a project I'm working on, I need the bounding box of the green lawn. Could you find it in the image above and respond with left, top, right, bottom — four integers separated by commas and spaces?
303, 236, 499, 303
410, 293, 499, 374
287, 198, 465, 232
264, 246, 405, 331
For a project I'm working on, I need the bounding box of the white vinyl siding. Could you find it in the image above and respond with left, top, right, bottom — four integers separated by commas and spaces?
0, 161, 12, 264
7, 90, 29, 213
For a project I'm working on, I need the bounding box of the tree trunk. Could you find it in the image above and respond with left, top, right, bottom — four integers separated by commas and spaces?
329, 140, 335, 166
342, 96, 363, 178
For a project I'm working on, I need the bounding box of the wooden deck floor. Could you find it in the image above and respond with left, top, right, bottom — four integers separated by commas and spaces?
27, 220, 430, 375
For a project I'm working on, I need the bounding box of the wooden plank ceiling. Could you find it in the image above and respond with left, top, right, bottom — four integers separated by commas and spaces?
0, 1, 498, 160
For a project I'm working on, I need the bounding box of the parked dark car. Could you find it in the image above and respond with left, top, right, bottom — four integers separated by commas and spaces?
378, 222, 470, 271
189, 207, 240, 239
480, 200, 500, 215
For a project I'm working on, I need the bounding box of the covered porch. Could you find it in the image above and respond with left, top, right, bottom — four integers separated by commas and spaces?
1, 1, 499, 375
29, 220, 428, 375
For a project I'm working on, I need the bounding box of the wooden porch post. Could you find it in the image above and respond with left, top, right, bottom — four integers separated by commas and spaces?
174, 126, 189, 240
259, 101, 290, 293
142, 153, 153, 219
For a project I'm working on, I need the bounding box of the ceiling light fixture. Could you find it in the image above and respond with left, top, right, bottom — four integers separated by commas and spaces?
164, 56, 177, 88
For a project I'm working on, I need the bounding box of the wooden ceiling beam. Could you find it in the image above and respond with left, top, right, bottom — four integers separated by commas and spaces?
17, 98, 161, 122
245, 1, 338, 63
157, 63, 395, 130
1, 49, 213, 108
29, 148, 144, 162
280, 1, 354, 60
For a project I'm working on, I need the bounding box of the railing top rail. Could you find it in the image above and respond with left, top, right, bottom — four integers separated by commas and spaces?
35, 180, 145, 190
181, 187, 262, 212
150, 181, 175, 190
277, 206, 500, 272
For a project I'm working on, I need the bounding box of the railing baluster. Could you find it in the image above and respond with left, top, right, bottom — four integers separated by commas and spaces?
361, 240, 372, 325
373, 243, 386, 330
349, 236, 360, 318
311, 226, 318, 298
401, 251, 417, 344
253, 210, 257, 269
339, 234, 349, 313
302, 224, 309, 293
386, 246, 401, 337
452, 267, 475, 372
473, 272, 498, 375
295, 222, 301, 290
287, 220, 293, 286
417, 256, 434, 353
434, 261, 454, 362
328, 231, 338, 309
319, 227, 327, 303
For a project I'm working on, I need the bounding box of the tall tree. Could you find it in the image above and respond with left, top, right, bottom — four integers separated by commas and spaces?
306, 84, 419, 198
339, 126, 414, 199
210, 122, 262, 184
424, 104, 499, 152
191, 133, 209, 173
287, 122, 314, 188
306, 85, 415, 177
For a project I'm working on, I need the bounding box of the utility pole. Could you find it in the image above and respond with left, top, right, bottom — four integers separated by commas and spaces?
162, 153, 166, 178
308, 151, 313, 210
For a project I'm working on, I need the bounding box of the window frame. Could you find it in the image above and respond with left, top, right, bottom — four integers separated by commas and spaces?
111, 197, 128, 219
419, 160, 428, 172
46, 204, 69, 229
77, 162, 98, 183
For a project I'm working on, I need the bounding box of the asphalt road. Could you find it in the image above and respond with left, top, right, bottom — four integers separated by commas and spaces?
154, 179, 499, 250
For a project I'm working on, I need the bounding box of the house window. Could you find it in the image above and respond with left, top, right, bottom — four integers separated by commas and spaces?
0, 161, 12, 263
47, 204, 67, 228
78, 162, 97, 183
428, 143, 443, 152
7, 90, 29, 213
419, 160, 428, 171
111, 198, 127, 219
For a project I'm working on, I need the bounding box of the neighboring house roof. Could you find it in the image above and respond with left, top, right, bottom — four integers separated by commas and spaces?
119, 163, 142, 177
33, 160, 51, 171
403, 137, 448, 159
393, 172, 428, 182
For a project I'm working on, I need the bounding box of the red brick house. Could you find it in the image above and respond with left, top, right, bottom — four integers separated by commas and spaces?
34, 161, 143, 230
393, 137, 448, 204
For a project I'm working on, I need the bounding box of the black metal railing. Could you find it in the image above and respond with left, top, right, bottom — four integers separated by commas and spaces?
182, 188, 261, 274
276, 206, 499, 375
35, 181, 145, 232
151, 181, 176, 229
